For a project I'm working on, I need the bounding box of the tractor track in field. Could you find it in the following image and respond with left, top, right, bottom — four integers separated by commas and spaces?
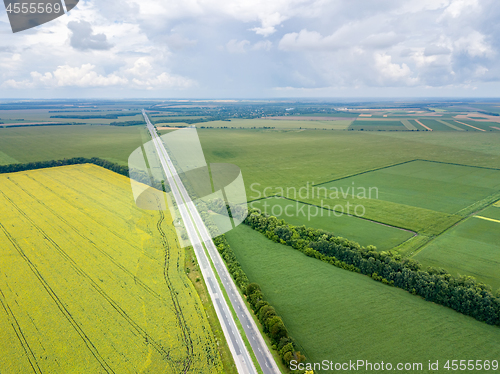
0, 222, 115, 374
0, 287, 43, 374
22, 173, 150, 257
8, 177, 164, 301
154, 195, 195, 373
6, 174, 199, 373
0, 189, 173, 367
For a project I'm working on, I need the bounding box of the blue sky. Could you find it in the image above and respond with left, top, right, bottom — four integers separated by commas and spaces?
0, 0, 499, 98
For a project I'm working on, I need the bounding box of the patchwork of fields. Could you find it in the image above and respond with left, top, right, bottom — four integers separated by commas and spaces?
225, 224, 500, 373
0, 165, 223, 373
248, 160, 500, 250
1, 124, 498, 288
316, 160, 500, 216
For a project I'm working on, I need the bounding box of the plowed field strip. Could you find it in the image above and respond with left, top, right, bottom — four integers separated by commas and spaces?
454, 120, 486, 132
415, 119, 432, 131
474, 215, 500, 224
436, 119, 464, 131
401, 119, 417, 130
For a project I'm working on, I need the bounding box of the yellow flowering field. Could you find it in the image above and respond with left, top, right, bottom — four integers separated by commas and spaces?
0, 164, 223, 374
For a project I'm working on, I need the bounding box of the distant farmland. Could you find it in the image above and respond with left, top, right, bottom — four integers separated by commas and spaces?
349, 120, 407, 131
0, 165, 223, 373
0, 125, 146, 166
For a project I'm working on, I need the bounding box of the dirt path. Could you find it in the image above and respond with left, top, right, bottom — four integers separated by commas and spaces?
414, 119, 432, 131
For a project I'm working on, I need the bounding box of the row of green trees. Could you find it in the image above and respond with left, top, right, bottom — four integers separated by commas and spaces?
50, 112, 139, 119
109, 121, 144, 126
244, 209, 500, 327
1, 122, 80, 128
0, 157, 128, 175
212, 234, 306, 369
0, 157, 168, 193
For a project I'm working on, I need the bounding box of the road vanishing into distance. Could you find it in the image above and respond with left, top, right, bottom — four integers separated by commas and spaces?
142, 110, 280, 374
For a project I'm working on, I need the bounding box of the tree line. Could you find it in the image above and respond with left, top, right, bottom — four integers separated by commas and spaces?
50, 112, 139, 119
244, 209, 500, 327
1, 123, 81, 128
0, 157, 128, 175
109, 121, 145, 126
212, 234, 307, 369
0, 157, 168, 192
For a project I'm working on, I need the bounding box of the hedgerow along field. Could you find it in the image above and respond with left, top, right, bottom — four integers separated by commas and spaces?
199, 118, 353, 130
0, 165, 224, 374
225, 224, 500, 374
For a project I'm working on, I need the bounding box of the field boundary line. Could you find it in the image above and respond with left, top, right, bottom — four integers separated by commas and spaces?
436, 119, 464, 131
474, 215, 500, 224
251, 195, 417, 237
491, 126, 500, 131
408, 191, 500, 258
288, 158, 499, 194
312, 159, 417, 187
414, 119, 432, 131
417, 159, 500, 171
401, 119, 417, 130
454, 120, 486, 132
396, 235, 434, 258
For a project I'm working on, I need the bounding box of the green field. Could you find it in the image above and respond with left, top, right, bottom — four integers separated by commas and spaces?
0, 109, 144, 125
349, 120, 407, 131
452, 119, 498, 131
249, 197, 414, 250
225, 224, 500, 373
0, 150, 18, 165
319, 161, 500, 214
198, 130, 500, 190
418, 119, 459, 131
415, 205, 500, 291
0, 125, 145, 165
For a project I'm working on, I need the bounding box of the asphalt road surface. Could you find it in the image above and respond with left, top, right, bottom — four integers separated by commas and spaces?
142, 110, 281, 374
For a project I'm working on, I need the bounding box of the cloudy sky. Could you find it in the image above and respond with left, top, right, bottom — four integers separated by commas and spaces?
0, 0, 499, 98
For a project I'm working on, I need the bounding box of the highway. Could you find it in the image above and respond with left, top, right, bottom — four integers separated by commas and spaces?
142, 110, 281, 374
